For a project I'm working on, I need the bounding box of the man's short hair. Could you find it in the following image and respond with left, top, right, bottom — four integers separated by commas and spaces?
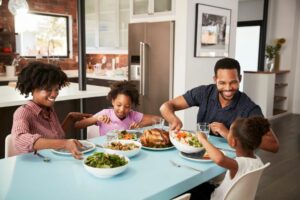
214, 58, 241, 76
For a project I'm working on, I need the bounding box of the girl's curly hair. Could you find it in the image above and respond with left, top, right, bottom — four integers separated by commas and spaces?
16, 61, 69, 97
107, 80, 139, 106
231, 116, 270, 151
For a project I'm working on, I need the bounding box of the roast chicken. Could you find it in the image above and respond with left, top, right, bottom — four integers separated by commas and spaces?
140, 128, 172, 148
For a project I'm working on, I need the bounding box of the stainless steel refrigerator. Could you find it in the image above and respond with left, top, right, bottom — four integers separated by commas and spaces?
128, 21, 174, 115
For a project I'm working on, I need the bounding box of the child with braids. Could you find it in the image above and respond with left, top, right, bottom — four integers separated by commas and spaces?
11, 61, 92, 159
75, 80, 161, 136
193, 116, 271, 200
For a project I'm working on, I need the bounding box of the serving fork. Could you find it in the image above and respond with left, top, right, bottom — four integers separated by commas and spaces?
170, 160, 202, 173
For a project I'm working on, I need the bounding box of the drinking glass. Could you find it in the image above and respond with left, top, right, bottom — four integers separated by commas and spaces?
197, 122, 210, 138
153, 118, 165, 129
106, 130, 118, 143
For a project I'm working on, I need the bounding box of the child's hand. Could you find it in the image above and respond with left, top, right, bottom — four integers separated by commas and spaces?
97, 115, 111, 124
129, 122, 140, 129
196, 132, 207, 142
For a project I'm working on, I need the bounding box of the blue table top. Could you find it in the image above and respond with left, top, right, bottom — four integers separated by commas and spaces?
0, 136, 234, 200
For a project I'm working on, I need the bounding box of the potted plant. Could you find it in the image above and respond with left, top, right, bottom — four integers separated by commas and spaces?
265, 38, 286, 71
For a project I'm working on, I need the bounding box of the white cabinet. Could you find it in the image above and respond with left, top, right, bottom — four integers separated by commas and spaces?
130, 0, 175, 22
243, 70, 290, 118
85, 0, 129, 54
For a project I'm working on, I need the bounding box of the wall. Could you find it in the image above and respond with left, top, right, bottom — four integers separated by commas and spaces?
173, 0, 238, 130
267, 0, 300, 114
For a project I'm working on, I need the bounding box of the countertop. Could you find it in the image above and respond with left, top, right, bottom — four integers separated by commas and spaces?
0, 82, 110, 108
0, 70, 128, 82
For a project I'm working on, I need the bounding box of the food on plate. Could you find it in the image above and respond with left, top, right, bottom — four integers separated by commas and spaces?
140, 128, 172, 148
118, 130, 138, 140
173, 131, 202, 148
106, 141, 140, 151
85, 152, 128, 168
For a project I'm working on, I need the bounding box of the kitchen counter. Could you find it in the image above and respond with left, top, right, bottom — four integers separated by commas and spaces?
0, 70, 128, 82
0, 82, 110, 108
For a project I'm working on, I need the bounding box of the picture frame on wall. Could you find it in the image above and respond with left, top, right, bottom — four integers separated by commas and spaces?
194, 4, 231, 57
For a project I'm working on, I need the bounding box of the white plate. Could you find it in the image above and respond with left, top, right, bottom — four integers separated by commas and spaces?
142, 145, 175, 151
51, 140, 96, 155
179, 151, 226, 162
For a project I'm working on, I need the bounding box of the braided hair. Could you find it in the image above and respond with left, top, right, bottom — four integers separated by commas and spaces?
16, 61, 69, 98
231, 116, 270, 151
107, 80, 139, 106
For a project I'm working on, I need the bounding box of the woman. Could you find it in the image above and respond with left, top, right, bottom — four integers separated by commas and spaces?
11, 61, 91, 159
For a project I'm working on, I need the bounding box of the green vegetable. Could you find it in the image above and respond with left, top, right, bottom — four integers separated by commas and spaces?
85, 152, 128, 168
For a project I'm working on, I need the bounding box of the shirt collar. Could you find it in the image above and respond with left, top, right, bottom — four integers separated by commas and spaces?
26, 100, 54, 117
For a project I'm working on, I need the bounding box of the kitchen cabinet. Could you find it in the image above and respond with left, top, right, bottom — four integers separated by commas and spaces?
85, 0, 129, 54
243, 70, 290, 118
130, 0, 175, 22
68, 77, 117, 87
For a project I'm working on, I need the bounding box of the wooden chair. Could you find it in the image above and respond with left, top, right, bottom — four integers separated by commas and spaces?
224, 162, 270, 200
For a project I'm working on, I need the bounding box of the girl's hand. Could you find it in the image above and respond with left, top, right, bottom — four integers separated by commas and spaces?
64, 139, 83, 160
129, 122, 140, 129
97, 115, 111, 124
68, 112, 93, 121
196, 132, 207, 142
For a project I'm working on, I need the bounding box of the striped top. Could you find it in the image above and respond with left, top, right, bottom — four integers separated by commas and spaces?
183, 84, 263, 132
11, 100, 65, 155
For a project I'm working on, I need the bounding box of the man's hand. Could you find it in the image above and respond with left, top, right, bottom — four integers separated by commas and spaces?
169, 117, 183, 132
209, 122, 229, 138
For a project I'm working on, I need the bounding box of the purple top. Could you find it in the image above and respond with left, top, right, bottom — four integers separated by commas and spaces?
96, 108, 143, 136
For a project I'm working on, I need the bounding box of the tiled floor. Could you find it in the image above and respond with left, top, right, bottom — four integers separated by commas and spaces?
256, 114, 300, 200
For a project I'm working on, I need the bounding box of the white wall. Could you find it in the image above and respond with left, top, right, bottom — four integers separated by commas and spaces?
267, 0, 300, 114
238, 0, 264, 21
173, 0, 238, 130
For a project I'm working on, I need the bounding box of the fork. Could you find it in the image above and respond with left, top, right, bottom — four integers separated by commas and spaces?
170, 160, 202, 173
34, 151, 51, 162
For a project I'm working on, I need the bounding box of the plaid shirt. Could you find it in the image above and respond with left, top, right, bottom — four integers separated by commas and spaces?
11, 101, 65, 155
183, 84, 263, 131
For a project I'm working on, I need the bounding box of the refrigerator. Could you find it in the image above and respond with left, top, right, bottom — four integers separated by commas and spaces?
128, 21, 174, 116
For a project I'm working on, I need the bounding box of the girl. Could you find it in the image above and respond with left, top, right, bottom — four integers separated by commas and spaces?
196, 116, 271, 200
11, 61, 92, 159
75, 80, 161, 136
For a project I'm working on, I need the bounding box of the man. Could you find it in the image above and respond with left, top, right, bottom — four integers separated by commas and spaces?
160, 58, 279, 153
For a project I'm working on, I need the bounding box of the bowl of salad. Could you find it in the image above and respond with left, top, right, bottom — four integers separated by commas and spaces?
103, 140, 142, 158
83, 152, 129, 178
169, 130, 204, 153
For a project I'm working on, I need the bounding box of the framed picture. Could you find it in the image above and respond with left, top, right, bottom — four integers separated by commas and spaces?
194, 4, 231, 57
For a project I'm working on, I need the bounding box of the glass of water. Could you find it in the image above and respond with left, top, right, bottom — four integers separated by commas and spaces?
106, 130, 118, 143
153, 118, 165, 129
197, 122, 210, 138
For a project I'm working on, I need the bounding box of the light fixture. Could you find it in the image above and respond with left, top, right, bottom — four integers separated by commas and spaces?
8, 0, 29, 15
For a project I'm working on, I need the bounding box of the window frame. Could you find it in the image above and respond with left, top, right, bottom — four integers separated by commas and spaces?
15, 12, 70, 58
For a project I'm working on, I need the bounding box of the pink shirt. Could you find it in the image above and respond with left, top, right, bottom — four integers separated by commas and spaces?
96, 108, 143, 136
11, 101, 65, 155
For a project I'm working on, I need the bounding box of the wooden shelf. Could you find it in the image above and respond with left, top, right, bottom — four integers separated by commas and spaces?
274, 96, 287, 102
273, 108, 287, 115
275, 83, 288, 88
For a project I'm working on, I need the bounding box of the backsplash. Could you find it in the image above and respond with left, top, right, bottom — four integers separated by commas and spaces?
86, 54, 128, 70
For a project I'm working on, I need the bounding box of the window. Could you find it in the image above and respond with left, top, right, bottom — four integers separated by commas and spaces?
15, 13, 69, 58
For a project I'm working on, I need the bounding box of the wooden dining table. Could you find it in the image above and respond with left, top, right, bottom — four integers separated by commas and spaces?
0, 135, 234, 200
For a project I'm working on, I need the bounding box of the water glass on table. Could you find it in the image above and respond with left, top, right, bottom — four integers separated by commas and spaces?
197, 122, 210, 138
106, 130, 118, 143
153, 118, 165, 129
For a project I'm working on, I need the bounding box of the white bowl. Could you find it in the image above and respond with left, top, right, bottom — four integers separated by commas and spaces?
103, 140, 142, 158
83, 153, 129, 178
169, 131, 204, 154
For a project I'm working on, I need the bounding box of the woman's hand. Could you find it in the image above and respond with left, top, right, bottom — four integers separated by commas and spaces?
97, 115, 111, 124
64, 139, 83, 160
